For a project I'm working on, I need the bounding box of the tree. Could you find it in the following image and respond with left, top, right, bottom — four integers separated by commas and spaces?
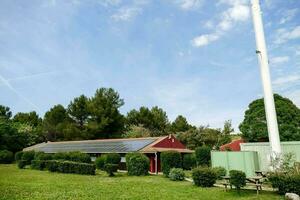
13, 111, 42, 127
216, 120, 233, 149
126, 106, 169, 135
122, 125, 152, 138
0, 105, 12, 120
171, 115, 191, 132
239, 94, 300, 142
88, 88, 125, 138
67, 95, 89, 128
43, 104, 69, 141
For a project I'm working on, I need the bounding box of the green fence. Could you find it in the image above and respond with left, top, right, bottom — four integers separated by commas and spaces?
211, 151, 259, 177
240, 141, 300, 172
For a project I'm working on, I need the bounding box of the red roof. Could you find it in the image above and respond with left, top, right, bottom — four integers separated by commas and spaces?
220, 139, 244, 151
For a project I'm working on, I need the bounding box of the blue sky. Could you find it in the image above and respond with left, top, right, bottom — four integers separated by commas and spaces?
0, 0, 299, 131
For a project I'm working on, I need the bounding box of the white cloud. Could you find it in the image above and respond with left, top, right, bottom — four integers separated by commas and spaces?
279, 8, 298, 24
98, 0, 122, 7
192, 1, 250, 47
175, 0, 203, 10
270, 56, 289, 66
111, 7, 142, 21
274, 26, 300, 44
273, 74, 300, 86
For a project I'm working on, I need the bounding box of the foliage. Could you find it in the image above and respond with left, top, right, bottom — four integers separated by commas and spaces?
125, 153, 149, 176
239, 94, 300, 142
68, 151, 91, 163
229, 170, 246, 191
169, 168, 185, 181
192, 167, 217, 187
104, 163, 118, 176
13, 111, 42, 127
31, 160, 48, 170
17, 160, 27, 169
171, 115, 191, 132
46, 160, 95, 175
21, 151, 35, 164
15, 151, 24, 161
161, 151, 182, 176
270, 153, 296, 173
213, 167, 227, 180
268, 172, 300, 195
105, 153, 121, 165
0, 105, 12, 120
126, 106, 169, 136
95, 155, 107, 170
67, 95, 89, 128
195, 146, 211, 166
0, 150, 14, 163
34, 152, 53, 160
122, 125, 152, 138
182, 153, 196, 170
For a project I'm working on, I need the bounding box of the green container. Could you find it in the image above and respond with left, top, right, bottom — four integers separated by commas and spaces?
241, 141, 300, 172
211, 151, 259, 177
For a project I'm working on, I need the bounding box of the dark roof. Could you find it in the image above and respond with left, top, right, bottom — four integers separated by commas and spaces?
24, 137, 160, 153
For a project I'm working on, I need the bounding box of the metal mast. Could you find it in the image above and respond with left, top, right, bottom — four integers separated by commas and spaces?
251, 0, 281, 157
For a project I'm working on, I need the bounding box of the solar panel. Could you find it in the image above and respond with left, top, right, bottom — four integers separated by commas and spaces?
34, 138, 157, 153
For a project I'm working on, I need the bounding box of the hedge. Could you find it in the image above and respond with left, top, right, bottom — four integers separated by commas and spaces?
0, 150, 14, 164
229, 170, 246, 191
15, 151, 24, 161
34, 152, 53, 161
268, 172, 300, 195
31, 160, 49, 170
126, 153, 149, 176
192, 167, 217, 187
17, 160, 27, 169
104, 163, 118, 176
182, 154, 196, 170
213, 166, 227, 180
95, 155, 107, 170
46, 160, 95, 175
169, 168, 185, 181
52, 152, 91, 163
195, 146, 211, 166
106, 153, 121, 165
21, 151, 35, 164
161, 151, 182, 176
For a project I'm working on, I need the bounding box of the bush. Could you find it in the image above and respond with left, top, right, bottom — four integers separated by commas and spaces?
53, 152, 70, 160
192, 167, 217, 187
0, 150, 14, 164
183, 154, 196, 170
268, 172, 300, 195
68, 152, 91, 163
169, 168, 185, 181
213, 167, 227, 180
21, 151, 35, 164
31, 160, 48, 170
104, 163, 118, 176
46, 160, 95, 175
161, 151, 182, 176
229, 170, 246, 191
34, 152, 53, 160
95, 155, 107, 170
106, 153, 121, 165
126, 153, 149, 176
17, 160, 27, 169
195, 146, 211, 166
15, 151, 23, 161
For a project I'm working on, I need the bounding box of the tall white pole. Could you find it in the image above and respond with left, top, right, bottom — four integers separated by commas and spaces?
251, 0, 281, 158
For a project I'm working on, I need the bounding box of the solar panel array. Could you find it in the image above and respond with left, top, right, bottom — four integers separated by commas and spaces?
34, 138, 157, 153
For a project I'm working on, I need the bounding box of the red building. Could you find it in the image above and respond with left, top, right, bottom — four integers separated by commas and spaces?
24, 135, 193, 174
220, 139, 244, 151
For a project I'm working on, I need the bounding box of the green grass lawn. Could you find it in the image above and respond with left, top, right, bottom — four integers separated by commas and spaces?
0, 164, 282, 200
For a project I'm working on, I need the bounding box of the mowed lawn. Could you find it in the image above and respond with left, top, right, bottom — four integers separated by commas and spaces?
0, 165, 282, 200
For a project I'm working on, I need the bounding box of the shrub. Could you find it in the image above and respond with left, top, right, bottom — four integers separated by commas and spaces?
161, 151, 182, 176
268, 172, 300, 195
126, 153, 149, 176
21, 151, 35, 164
195, 146, 211, 166
192, 167, 217, 187
34, 152, 53, 160
31, 160, 48, 170
229, 170, 246, 191
46, 160, 95, 175
169, 168, 185, 181
15, 151, 24, 161
106, 153, 121, 165
53, 152, 70, 160
0, 150, 14, 164
183, 153, 196, 170
213, 167, 227, 180
95, 155, 107, 170
17, 160, 27, 169
68, 152, 91, 163
104, 163, 118, 176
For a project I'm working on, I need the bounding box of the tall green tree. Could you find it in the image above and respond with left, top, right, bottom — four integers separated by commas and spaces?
13, 111, 42, 127
239, 94, 300, 142
67, 95, 89, 128
171, 115, 191, 132
0, 105, 12, 120
88, 88, 125, 138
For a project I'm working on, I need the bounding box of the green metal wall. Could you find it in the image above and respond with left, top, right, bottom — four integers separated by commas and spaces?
240, 141, 300, 172
211, 151, 259, 177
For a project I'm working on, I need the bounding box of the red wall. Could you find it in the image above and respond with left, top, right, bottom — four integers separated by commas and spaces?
153, 135, 186, 149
